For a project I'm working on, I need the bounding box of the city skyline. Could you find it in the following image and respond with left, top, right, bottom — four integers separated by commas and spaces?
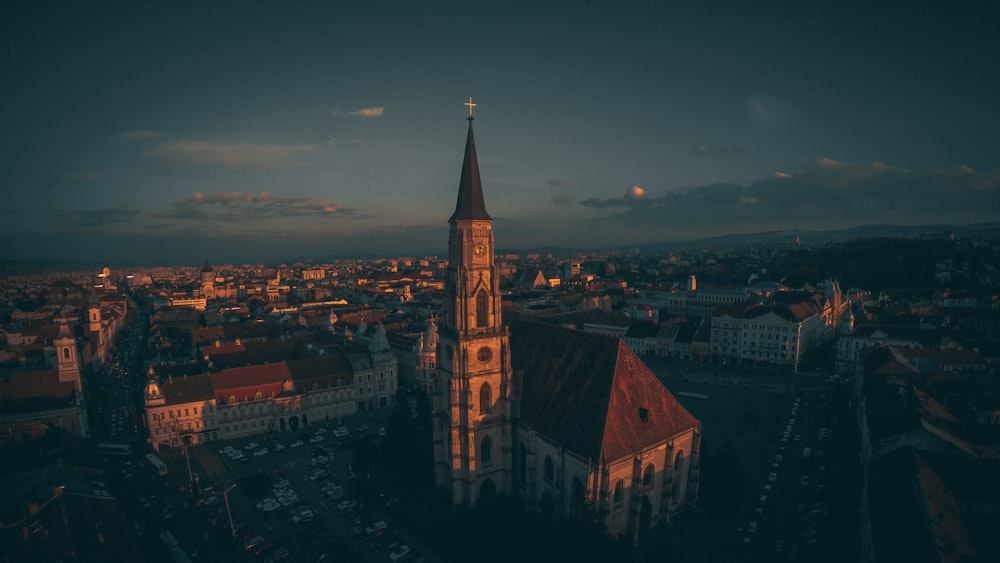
3, 1, 998, 265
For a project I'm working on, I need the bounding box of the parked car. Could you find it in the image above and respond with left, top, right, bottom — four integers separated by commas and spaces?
389, 544, 411, 561
244, 535, 265, 551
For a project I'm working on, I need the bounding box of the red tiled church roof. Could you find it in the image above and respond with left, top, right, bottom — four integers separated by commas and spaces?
210, 363, 289, 402
510, 320, 699, 462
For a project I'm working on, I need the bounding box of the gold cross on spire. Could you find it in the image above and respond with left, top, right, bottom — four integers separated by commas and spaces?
464, 96, 476, 119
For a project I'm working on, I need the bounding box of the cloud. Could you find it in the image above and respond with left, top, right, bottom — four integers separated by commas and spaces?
553, 194, 574, 205
579, 185, 648, 209
52, 207, 142, 229
348, 106, 385, 118
579, 159, 1000, 232
110, 130, 162, 142
548, 179, 569, 186
154, 192, 356, 222
144, 142, 316, 170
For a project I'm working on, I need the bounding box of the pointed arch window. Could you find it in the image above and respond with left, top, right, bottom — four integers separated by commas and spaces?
479, 382, 492, 414
643, 464, 655, 488
63, 347, 71, 360
475, 289, 489, 328
480, 436, 492, 465
613, 480, 624, 506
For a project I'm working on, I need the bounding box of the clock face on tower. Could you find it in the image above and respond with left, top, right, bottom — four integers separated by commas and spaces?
477, 346, 492, 362
473, 244, 486, 259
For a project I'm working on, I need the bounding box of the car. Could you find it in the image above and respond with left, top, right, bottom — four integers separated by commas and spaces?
254, 448, 269, 457
244, 535, 265, 551
775, 454, 783, 462
333, 426, 349, 437
357, 424, 369, 432
800, 476, 811, 487
309, 435, 324, 443
271, 443, 285, 451
244, 442, 259, 451
337, 500, 358, 511
307, 469, 327, 481
378, 427, 387, 437
366, 520, 388, 535
256, 499, 280, 511
768, 472, 778, 482
315, 427, 327, 434
389, 544, 411, 561
290, 440, 304, 448
219, 446, 235, 455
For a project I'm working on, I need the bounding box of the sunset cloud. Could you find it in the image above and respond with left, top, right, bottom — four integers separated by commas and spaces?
154, 192, 355, 221
580, 160, 1000, 231
144, 142, 316, 169
580, 185, 648, 209
348, 106, 385, 117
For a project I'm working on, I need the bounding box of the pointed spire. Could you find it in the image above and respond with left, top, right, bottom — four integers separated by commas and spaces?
449, 101, 492, 222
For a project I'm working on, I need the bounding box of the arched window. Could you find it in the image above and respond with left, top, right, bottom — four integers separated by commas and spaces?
475, 289, 489, 328
479, 382, 492, 414
544, 456, 554, 482
480, 436, 492, 464
672, 450, 685, 503
643, 464, 655, 488
62, 347, 70, 360
613, 480, 624, 506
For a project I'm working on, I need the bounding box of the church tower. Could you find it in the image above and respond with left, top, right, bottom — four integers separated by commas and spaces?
201, 258, 216, 299
54, 321, 81, 393
433, 100, 513, 504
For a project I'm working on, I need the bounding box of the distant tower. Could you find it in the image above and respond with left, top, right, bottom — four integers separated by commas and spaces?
433, 100, 513, 505
201, 259, 216, 299
54, 321, 81, 392
88, 305, 102, 333
145, 367, 165, 408
417, 317, 439, 394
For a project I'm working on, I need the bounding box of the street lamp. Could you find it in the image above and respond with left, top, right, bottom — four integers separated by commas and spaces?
223, 483, 237, 539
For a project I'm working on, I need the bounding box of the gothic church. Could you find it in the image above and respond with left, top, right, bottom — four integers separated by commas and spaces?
431, 104, 702, 542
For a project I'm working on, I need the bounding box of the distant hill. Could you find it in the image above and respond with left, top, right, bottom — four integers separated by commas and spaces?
503, 223, 1000, 256
656, 223, 999, 251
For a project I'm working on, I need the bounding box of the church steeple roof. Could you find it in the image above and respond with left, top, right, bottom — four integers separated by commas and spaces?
449, 109, 492, 222
201, 258, 213, 273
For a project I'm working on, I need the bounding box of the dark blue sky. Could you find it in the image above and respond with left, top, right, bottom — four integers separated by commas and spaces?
2, 1, 997, 265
